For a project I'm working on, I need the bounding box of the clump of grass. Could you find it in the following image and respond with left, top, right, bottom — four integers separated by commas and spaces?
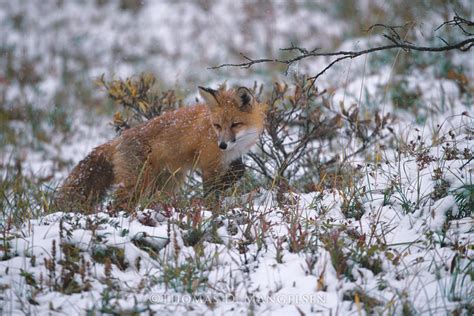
157, 222, 214, 295
339, 185, 365, 220
343, 288, 384, 313
1, 164, 56, 229
18, 237, 95, 301
321, 228, 350, 279
159, 260, 210, 294
91, 245, 128, 271
390, 79, 422, 112
319, 223, 386, 284
450, 184, 473, 219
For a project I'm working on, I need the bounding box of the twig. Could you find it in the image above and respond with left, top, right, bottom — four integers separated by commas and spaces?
210, 15, 474, 84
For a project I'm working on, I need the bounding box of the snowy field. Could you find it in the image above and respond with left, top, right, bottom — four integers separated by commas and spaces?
0, 1, 473, 315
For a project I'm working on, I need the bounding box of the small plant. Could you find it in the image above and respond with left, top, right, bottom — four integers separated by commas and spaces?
95, 73, 184, 133
248, 76, 391, 192
283, 204, 311, 253
321, 228, 350, 279
450, 184, 473, 219
390, 79, 422, 112
339, 186, 365, 219
160, 260, 210, 294
1, 164, 55, 227
91, 245, 128, 271
343, 288, 383, 314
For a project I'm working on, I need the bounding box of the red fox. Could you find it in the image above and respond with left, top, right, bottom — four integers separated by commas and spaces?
56, 86, 267, 212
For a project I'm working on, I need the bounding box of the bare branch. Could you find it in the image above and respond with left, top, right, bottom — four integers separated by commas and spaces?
210, 14, 474, 84
435, 12, 474, 36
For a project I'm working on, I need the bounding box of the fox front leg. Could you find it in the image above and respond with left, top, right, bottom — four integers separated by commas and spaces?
202, 157, 246, 198
219, 157, 245, 190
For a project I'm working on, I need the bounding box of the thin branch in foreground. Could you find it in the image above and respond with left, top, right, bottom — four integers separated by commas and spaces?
435, 11, 474, 36
210, 14, 474, 84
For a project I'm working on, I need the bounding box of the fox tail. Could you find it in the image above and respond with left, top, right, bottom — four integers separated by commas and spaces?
55, 143, 115, 213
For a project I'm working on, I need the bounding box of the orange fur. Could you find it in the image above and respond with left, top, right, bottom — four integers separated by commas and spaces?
56, 86, 267, 212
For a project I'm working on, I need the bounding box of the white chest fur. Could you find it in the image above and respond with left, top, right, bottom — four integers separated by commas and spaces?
222, 128, 260, 167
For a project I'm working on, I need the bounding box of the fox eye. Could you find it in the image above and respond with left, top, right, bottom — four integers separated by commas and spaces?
213, 124, 222, 130
231, 122, 243, 128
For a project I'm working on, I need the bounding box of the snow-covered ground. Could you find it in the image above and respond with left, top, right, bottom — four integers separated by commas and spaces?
2, 137, 473, 314
0, 1, 473, 315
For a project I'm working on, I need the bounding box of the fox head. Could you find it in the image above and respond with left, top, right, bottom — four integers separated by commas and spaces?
199, 86, 267, 155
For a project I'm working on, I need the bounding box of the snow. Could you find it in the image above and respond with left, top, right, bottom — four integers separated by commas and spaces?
428, 196, 457, 231
2, 143, 472, 313
1, 0, 473, 315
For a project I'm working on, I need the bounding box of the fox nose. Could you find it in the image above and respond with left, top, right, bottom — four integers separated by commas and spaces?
219, 142, 228, 150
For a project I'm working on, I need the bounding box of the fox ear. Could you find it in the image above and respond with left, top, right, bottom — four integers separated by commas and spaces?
199, 86, 219, 109
236, 87, 254, 112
